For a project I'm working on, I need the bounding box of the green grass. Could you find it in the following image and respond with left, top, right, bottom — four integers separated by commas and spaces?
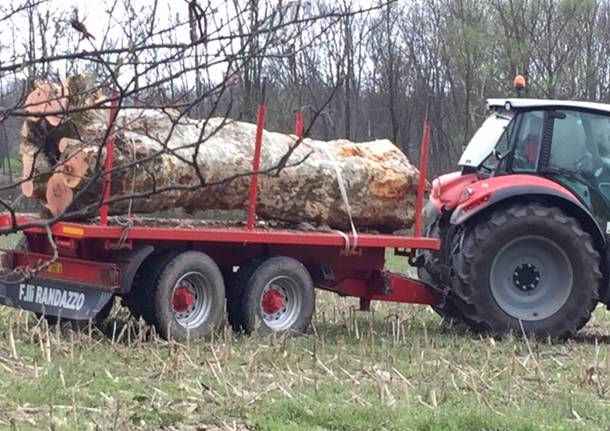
0, 158, 21, 171
0, 248, 606, 430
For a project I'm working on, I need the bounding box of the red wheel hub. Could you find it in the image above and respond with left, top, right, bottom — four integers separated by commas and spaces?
261, 288, 284, 315
172, 285, 195, 313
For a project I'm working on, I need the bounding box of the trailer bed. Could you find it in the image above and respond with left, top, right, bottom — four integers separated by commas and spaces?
0, 214, 440, 250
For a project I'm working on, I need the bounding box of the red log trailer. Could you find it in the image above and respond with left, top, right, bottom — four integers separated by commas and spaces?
0, 96, 440, 341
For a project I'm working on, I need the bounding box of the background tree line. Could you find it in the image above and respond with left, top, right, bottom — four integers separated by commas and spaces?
253, 0, 610, 176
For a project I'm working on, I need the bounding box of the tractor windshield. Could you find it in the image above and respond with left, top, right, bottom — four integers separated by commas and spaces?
458, 110, 515, 170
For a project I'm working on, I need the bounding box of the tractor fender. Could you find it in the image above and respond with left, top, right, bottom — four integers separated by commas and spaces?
449, 175, 606, 247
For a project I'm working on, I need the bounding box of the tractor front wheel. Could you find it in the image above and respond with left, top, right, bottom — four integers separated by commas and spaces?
450, 202, 601, 339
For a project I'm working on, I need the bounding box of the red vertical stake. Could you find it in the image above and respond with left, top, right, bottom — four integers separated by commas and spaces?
295, 111, 304, 138
413, 119, 431, 238
99, 90, 119, 225
246, 91, 267, 230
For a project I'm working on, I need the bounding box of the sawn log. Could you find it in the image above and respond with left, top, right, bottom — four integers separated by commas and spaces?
20, 76, 422, 232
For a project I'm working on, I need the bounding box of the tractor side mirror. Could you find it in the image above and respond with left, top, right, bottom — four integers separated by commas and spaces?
493, 148, 511, 161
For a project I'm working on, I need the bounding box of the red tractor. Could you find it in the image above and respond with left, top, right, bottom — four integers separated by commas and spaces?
421, 98, 610, 339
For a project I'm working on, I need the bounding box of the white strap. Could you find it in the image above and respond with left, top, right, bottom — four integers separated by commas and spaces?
332, 229, 350, 255
319, 146, 359, 254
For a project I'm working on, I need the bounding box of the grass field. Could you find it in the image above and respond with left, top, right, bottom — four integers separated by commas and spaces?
0, 241, 608, 430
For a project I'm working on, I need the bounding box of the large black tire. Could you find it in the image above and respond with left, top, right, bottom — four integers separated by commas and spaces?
418, 218, 472, 328
240, 256, 315, 335
450, 202, 601, 339
151, 251, 225, 341
225, 258, 266, 332
124, 249, 180, 325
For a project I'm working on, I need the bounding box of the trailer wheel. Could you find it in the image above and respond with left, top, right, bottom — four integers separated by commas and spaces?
451, 202, 601, 339
225, 258, 266, 332
152, 251, 225, 341
125, 249, 180, 325
240, 256, 314, 334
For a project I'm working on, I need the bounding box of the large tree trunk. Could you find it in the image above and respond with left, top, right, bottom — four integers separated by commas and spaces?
21, 76, 421, 232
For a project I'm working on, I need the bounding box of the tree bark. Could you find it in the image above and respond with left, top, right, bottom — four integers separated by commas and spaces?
21, 76, 422, 232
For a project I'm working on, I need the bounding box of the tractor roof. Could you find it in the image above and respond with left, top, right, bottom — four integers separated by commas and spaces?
487, 98, 610, 115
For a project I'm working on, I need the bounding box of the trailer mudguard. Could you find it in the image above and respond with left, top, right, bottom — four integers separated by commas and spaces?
448, 174, 605, 247
109, 245, 155, 294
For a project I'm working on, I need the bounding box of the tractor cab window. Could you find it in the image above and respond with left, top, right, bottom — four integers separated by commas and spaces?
512, 111, 544, 172
549, 110, 610, 178
458, 109, 515, 172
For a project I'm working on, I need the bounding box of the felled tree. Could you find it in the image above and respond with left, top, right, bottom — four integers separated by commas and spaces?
21, 76, 420, 231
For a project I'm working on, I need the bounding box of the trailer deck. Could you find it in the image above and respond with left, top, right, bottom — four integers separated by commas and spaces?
0, 214, 440, 250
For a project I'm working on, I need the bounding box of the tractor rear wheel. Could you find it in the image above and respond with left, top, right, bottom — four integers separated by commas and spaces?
419, 218, 473, 328
450, 202, 601, 339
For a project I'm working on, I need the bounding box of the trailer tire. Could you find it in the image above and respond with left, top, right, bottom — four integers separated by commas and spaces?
240, 256, 314, 335
451, 202, 601, 339
152, 251, 225, 341
125, 249, 180, 325
225, 258, 266, 332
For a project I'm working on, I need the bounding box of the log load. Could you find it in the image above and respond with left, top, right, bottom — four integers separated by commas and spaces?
20, 75, 421, 232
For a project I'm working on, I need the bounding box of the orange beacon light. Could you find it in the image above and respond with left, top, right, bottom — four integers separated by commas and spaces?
514, 74, 526, 92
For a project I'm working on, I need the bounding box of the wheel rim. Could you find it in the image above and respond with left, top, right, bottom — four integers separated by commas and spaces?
259, 276, 303, 331
171, 271, 213, 329
490, 235, 573, 321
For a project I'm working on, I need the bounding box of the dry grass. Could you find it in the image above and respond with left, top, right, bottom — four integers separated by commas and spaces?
0, 246, 607, 430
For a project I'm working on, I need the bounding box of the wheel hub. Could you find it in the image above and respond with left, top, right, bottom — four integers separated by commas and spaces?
490, 235, 573, 321
172, 284, 195, 313
261, 288, 285, 315
512, 263, 540, 291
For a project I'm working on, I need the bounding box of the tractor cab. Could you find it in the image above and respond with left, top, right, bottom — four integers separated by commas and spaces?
456, 99, 610, 228
422, 97, 610, 339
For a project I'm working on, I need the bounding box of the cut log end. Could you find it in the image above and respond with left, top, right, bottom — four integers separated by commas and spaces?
24, 82, 69, 127
61, 154, 88, 189
46, 173, 73, 216
22, 180, 34, 198
58, 137, 69, 153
